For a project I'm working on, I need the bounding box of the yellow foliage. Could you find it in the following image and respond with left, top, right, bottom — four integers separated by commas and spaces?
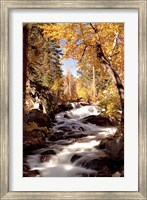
24, 122, 51, 134
38, 22, 124, 117
76, 87, 91, 100
98, 83, 121, 124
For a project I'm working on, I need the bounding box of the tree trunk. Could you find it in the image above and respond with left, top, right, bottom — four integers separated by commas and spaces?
92, 65, 96, 99
23, 24, 29, 103
96, 42, 124, 124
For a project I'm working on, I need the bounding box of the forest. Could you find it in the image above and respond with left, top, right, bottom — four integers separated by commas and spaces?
23, 23, 124, 177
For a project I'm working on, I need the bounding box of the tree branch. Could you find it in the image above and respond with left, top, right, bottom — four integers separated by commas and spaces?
96, 43, 110, 65
80, 45, 87, 62
89, 23, 97, 33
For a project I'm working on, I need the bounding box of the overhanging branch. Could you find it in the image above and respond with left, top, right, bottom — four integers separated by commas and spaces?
89, 23, 97, 33
80, 45, 87, 62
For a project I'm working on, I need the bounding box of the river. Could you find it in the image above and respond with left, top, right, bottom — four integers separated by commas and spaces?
26, 104, 117, 177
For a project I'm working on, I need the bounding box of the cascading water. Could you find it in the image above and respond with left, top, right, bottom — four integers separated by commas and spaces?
27, 105, 117, 177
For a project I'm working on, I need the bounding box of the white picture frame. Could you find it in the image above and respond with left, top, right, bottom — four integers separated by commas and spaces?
0, 1, 146, 199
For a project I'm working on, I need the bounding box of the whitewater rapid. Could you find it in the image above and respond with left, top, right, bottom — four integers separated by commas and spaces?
27, 104, 117, 177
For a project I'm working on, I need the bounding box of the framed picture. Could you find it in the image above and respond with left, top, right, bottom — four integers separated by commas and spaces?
0, 0, 146, 199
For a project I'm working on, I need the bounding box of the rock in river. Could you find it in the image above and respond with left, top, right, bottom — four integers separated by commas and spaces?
81, 115, 114, 126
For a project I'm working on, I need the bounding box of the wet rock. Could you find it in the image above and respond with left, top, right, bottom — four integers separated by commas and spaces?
23, 170, 40, 177
23, 162, 30, 172
82, 115, 114, 126
23, 129, 46, 150
80, 172, 97, 177
24, 109, 51, 128
78, 127, 85, 131
23, 157, 31, 175
96, 168, 112, 177
54, 131, 65, 136
57, 122, 64, 125
112, 171, 121, 177
114, 127, 124, 137
75, 156, 122, 177
119, 165, 124, 177
23, 158, 32, 176
80, 173, 89, 177
59, 126, 72, 132
54, 103, 73, 114
23, 144, 49, 155
64, 114, 71, 119
119, 165, 124, 173
54, 107, 63, 114
80, 157, 111, 171
49, 134, 58, 141
24, 80, 55, 115
105, 136, 124, 160
121, 171, 124, 177
96, 136, 124, 173
40, 150, 56, 162
71, 154, 82, 163
41, 149, 56, 156
59, 103, 73, 111
41, 155, 50, 162
76, 133, 88, 139
49, 111, 56, 121
97, 138, 111, 149
48, 132, 74, 141
68, 123, 86, 131
121, 170, 124, 177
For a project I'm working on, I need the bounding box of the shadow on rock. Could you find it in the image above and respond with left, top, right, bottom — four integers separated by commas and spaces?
81, 115, 114, 126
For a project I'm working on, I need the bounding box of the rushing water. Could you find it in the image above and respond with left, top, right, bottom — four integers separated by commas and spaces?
26, 104, 117, 177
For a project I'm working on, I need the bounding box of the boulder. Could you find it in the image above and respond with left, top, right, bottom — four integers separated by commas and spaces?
114, 127, 124, 137
105, 136, 124, 160
41, 149, 56, 156
97, 138, 111, 149
78, 172, 98, 177
49, 111, 56, 122
23, 162, 30, 172
71, 154, 82, 163
119, 165, 124, 177
23, 156, 39, 177
64, 114, 71, 119
23, 129, 46, 150
54, 103, 73, 114
59, 126, 72, 132
82, 115, 114, 126
112, 171, 121, 177
48, 134, 58, 141
41, 150, 56, 162
24, 109, 51, 128
40, 155, 50, 162
24, 80, 57, 117
79, 157, 111, 171
23, 170, 40, 177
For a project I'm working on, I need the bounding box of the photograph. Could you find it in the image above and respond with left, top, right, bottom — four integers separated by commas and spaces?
23, 22, 124, 177
1, 0, 146, 199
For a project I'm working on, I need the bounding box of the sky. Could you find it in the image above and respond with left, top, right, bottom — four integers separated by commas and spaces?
61, 58, 78, 77
60, 40, 78, 77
